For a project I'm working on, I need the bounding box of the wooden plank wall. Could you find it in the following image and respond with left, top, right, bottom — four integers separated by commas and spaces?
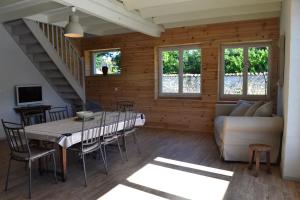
81, 18, 280, 133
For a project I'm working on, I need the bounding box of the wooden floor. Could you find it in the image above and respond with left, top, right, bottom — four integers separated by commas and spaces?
0, 128, 300, 200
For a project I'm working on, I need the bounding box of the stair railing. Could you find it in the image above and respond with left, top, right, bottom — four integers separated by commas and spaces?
36, 22, 85, 89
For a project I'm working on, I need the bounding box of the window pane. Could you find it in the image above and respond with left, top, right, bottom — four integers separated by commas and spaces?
162, 50, 179, 93
93, 50, 121, 75
247, 47, 269, 95
183, 49, 201, 93
223, 48, 244, 95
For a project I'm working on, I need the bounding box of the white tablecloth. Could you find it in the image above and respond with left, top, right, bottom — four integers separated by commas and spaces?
25, 112, 145, 148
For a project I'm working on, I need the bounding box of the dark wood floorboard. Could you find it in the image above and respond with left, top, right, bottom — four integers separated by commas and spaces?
0, 128, 299, 200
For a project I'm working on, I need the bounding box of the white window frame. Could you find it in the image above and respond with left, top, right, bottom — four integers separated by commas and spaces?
158, 45, 202, 97
219, 42, 272, 100
91, 48, 121, 76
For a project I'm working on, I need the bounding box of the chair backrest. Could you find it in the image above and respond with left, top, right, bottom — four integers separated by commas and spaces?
49, 106, 69, 121
1, 119, 31, 155
22, 111, 46, 126
102, 112, 120, 139
80, 112, 104, 151
116, 101, 134, 112
123, 111, 137, 132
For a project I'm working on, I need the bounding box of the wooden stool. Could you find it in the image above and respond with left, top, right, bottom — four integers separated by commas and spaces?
248, 144, 271, 177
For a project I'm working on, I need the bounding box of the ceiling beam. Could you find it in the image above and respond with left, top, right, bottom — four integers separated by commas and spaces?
47, 8, 90, 23
0, 0, 50, 13
53, 0, 164, 37
163, 11, 280, 29
122, 0, 192, 10
84, 22, 122, 32
88, 27, 132, 37
154, 2, 281, 24
0, 0, 23, 7
0, 2, 63, 23
139, 0, 282, 18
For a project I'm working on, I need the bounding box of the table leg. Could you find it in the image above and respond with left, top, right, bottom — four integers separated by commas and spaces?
59, 146, 67, 182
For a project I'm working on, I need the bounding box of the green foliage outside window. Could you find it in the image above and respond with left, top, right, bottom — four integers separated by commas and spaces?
183, 49, 201, 74
248, 47, 269, 73
162, 51, 179, 74
161, 47, 269, 74
94, 50, 121, 74
162, 49, 201, 74
223, 47, 269, 74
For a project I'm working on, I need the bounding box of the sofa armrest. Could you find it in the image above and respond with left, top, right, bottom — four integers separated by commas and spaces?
222, 116, 283, 144
215, 104, 236, 117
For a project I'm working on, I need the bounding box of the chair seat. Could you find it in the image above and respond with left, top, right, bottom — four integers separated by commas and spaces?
69, 143, 100, 154
103, 135, 119, 144
12, 147, 55, 161
118, 128, 136, 136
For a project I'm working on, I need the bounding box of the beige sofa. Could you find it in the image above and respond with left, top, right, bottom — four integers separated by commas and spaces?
214, 104, 283, 163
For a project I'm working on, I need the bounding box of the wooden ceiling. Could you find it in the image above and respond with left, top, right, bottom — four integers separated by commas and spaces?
0, 0, 282, 37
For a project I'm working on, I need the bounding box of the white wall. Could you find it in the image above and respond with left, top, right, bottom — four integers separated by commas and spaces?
281, 0, 300, 180
0, 24, 66, 139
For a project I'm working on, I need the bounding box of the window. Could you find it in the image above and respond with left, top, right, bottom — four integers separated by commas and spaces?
220, 43, 271, 99
159, 46, 201, 97
92, 49, 121, 75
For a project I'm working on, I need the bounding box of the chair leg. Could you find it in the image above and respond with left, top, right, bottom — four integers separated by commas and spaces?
123, 136, 128, 161
38, 158, 43, 176
133, 132, 141, 154
5, 157, 12, 191
52, 153, 58, 183
99, 147, 108, 175
103, 144, 107, 165
28, 160, 32, 199
82, 154, 87, 187
116, 138, 124, 162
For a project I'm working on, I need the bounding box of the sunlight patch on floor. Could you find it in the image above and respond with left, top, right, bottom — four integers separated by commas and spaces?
97, 184, 168, 200
154, 157, 234, 176
127, 163, 230, 200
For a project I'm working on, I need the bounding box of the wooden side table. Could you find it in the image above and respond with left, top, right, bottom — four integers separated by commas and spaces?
248, 144, 271, 177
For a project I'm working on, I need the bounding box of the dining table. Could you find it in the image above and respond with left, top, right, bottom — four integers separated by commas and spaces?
24, 111, 145, 181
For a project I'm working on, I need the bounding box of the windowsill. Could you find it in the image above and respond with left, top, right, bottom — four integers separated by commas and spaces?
219, 95, 271, 102
88, 74, 121, 77
156, 96, 202, 101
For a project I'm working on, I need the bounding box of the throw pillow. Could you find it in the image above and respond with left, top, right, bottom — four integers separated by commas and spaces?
253, 102, 273, 117
230, 100, 252, 116
244, 101, 264, 116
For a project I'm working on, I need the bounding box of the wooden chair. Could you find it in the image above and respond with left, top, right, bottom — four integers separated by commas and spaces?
68, 112, 107, 186
49, 106, 69, 121
116, 100, 134, 112
119, 111, 140, 160
1, 120, 57, 199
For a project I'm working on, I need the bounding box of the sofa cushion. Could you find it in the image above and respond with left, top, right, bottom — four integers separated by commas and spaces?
254, 102, 273, 117
229, 100, 252, 116
244, 101, 264, 116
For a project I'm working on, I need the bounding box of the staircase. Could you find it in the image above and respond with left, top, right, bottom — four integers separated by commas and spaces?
4, 19, 85, 109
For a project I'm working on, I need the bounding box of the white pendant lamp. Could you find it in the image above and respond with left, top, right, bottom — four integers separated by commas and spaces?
64, 7, 83, 38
